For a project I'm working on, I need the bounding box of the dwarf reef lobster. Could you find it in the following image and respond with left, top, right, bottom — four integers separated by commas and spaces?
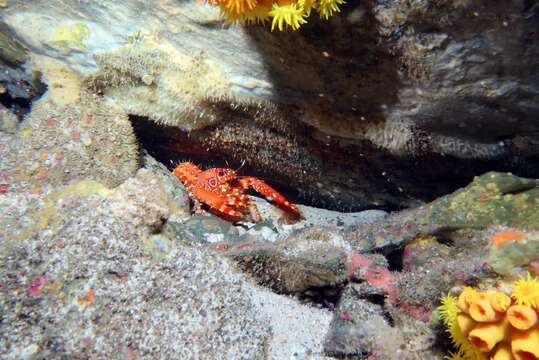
172, 162, 301, 222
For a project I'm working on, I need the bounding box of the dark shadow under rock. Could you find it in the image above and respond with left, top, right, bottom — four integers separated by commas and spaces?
132, 116, 533, 212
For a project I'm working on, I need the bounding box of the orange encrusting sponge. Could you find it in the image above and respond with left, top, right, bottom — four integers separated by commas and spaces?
208, 0, 345, 30
438, 274, 539, 360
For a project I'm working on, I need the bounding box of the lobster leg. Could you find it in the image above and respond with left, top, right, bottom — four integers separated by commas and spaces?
237, 177, 301, 218
192, 198, 204, 215
247, 203, 261, 223
193, 187, 246, 222
226, 183, 260, 222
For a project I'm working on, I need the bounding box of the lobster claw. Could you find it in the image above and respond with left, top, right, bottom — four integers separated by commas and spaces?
237, 176, 302, 219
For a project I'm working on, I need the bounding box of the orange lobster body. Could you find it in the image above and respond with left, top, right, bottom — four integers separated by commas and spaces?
172, 162, 301, 222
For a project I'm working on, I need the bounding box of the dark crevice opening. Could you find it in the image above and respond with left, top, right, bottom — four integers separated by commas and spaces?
384, 247, 405, 272
434, 233, 455, 247
130, 112, 539, 213
296, 284, 345, 310
0, 75, 47, 120
0, 88, 34, 119
432, 318, 458, 356
382, 308, 395, 327
362, 292, 386, 307
374, 244, 406, 272
131, 115, 311, 209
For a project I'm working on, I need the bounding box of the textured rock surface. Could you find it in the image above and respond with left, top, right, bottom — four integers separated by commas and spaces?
140, 152, 191, 221
217, 226, 351, 293
324, 228, 536, 359
374, 1, 538, 145
394, 232, 490, 320
0, 23, 44, 103
344, 172, 539, 252
1, 0, 537, 210
485, 229, 539, 276
1, 1, 538, 358
249, 285, 334, 359
3, 0, 536, 149
324, 284, 438, 359
0, 122, 339, 359
0, 93, 138, 195
0, 172, 269, 359
0, 103, 17, 132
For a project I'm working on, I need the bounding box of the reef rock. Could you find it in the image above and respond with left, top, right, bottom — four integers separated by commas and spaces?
344, 172, 539, 252
0, 90, 138, 196
0, 103, 17, 133
333, 172, 539, 340
1, 0, 537, 210
0, 23, 43, 107
324, 284, 436, 360
0, 175, 269, 359
216, 226, 351, 293
0, 133, 336, 359
485, 229, 539, 276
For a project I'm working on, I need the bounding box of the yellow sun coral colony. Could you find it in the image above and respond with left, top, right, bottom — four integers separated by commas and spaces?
209, 0, 345, 30
438, 274, 539, 360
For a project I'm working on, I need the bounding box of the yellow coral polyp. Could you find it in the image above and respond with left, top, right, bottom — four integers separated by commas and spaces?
490, 292, 512, 313
506, 305, 538, 330
469, 299, 502, 322
316, 0, 345, 20
220, 1, 271, 25
457, 314, 476, 336
269, 2, 307, 31
468, 319, 509, 352
438, 275, 539, 360
297, 0, 316, 16
438, 295, 480, 357
492, 343, 513, 360
224, 0, 258, 14
444, 350, 467, 360
440, 294, 460, 326
511, 327, 539, 360
458, 287, 480, 313
244, 3, 273, 23
450, 327, 469, 354
512, 274, 539, 308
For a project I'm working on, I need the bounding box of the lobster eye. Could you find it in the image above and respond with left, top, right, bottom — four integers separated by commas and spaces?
218, 170, 225, 176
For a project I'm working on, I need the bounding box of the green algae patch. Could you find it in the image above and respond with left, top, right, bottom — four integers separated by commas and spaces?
16, 181, 111, 241
51, 22, 90, 50
427, 172, 539, 230
142, 233, 173, 260
47, 179, 110, 200
487, 232, 539, 275
344, 172, 538, 252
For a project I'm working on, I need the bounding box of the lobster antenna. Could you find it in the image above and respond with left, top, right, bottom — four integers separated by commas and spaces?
236, 159, 246, 173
